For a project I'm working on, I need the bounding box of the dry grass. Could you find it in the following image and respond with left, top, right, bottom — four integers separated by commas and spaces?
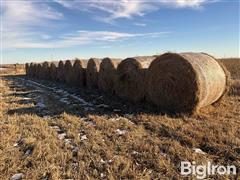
0, 58, 239, 179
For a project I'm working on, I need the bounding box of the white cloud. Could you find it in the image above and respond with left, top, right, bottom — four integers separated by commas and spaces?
4, 30, 170, 49
54, 0, 214, 22
2, 1, 63, 49
135, 23, 147, 27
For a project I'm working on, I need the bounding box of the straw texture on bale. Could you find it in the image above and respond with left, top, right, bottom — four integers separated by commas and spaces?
32, 64, 39, 78
29, 63, 35, 77
98, 58, 121, 93
25, 63, 29, 76
147, 52, 227, 113
115, 56, 155, 102
39, 61, 51, 79
71, 59, 87, 87
56, 61, 65, 82
86, 58, 101, 89
49, 62, 58, 81
64, 60, 75, 85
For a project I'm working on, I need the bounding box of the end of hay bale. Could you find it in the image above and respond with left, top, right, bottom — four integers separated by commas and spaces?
86, 58, 101, 89
98, 57, 121, 93
147, 52, 227, 113
115, 56, 155, 102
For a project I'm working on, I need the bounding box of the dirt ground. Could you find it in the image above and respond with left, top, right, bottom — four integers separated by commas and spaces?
0, 61, 239, 179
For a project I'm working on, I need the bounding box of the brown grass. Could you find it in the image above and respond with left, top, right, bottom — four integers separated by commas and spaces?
0, 72, 239, 179
86, 58, 101, 89
98, 58, 121, 93
115, 56, 155, 102
220, 58, 240, 80
147, 53, 227, 114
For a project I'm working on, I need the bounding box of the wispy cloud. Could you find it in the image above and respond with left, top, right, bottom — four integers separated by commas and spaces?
54, 0, 215, 22
4, 30, 170, 49
2, 1, 63, 49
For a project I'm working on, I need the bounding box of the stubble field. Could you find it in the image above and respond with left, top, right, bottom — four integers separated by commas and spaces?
0, 58, 239, 179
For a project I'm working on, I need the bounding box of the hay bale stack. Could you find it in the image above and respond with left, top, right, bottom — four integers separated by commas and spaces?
71, 58, 87, 87
115, 56, 155, 102
64, 60, 75, 85
25, 63, 29, 76
98, 58, 121, 93
86, 58, 101, 89
56, 60, 65, 82
147, 52, 227, 113
49, 62, 58, 81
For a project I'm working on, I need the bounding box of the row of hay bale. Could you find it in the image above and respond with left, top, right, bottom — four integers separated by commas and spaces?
25, 52, 228, 113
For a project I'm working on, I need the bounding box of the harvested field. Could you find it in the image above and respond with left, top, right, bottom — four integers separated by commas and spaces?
115, 56, 155, 102
147, 53, 227, 113
86, 58, 101, 89
0, 67, 239, 179
98, 58, 121, 93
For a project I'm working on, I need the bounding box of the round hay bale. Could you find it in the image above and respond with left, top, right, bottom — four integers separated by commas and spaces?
32, 63, 39, 78
147, 52, 227, 113
71, 58, 87, 87
49, 62, 58, 81
25, 63, 29, 76
86, 58, 101, 89
115, 56, 155, 102
40, 61, 51, 79
36, 64, 42, 78
29, 63, 35, 77
56, 61, 65, 82
64, 60, 74, 85
98, 58, 121, 93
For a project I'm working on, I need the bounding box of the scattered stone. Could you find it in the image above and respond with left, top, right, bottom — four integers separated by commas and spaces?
58, 133, 67, 140
100, 173, 106, 178
132, 151, 140, 155
11, 173, 24, 180
13, 138, 24, 147
193, 148, 206, 155
80, 135, 87, 141
36, 102, 46, 108
116, 129, 127, 135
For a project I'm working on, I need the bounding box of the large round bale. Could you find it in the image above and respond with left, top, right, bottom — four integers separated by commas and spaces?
35, 64, 42, 78
64, 60, 75, 85
56, 60, 65, 82
71, 58, 87, 87
98, 58, 121, 93
39, 61, 51, 79
147, 52, 227, 113
49, 62, 58, 81
32, 63, 39, 78
115, 56, 155, 102
25, 63, 29, 76
28, 63, 35, 77
86, 58, 101, 89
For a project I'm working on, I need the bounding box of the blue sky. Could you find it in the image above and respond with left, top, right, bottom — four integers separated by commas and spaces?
1, 0, 239, 64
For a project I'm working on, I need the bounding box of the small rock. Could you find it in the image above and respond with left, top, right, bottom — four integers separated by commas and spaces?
58, 133, 67, 140
193, 148, 206, 155
80, 135, 87, 141
11, 173, 24, 180
116, 129, 127, 135
100, 173, 106, 178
